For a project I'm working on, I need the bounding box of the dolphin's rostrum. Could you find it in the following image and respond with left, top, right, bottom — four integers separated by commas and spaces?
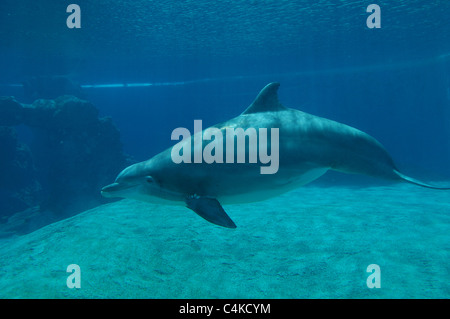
101, 83, 450, 228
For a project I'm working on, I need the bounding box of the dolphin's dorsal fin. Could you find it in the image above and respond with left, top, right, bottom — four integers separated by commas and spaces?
242, 82, 287, 114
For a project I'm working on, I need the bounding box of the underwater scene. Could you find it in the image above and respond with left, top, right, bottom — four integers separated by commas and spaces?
0, 0, 449, 299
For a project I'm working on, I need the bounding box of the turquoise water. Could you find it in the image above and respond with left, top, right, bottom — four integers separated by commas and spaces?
1, 183, 448, 298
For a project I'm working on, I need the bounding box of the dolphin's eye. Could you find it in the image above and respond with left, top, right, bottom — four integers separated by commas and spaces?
146, 176, 154, 183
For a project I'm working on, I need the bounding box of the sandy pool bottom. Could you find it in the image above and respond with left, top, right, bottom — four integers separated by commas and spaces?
0, 184, 449, 298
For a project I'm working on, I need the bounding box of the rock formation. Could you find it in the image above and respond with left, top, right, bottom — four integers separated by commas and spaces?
0, 95, 129, 236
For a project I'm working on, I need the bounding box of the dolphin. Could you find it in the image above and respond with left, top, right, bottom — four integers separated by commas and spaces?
101, 82, 449, 228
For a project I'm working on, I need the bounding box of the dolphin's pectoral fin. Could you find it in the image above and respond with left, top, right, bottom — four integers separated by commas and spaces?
185, 195, 237, 228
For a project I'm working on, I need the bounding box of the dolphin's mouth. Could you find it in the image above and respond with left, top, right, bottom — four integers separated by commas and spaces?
101, 182, 138, 198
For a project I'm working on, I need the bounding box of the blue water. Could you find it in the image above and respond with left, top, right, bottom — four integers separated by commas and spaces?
0, 0, 449, 298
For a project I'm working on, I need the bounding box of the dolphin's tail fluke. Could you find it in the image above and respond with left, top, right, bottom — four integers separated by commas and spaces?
394, 170, 450, 190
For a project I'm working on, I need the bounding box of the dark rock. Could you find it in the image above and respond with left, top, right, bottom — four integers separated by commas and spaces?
0, 127, 41, 217
0, 97, 24, 126
0, 95, 129, 235
21, 99, 57, 128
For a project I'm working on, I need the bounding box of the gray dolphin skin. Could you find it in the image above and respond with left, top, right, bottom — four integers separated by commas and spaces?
101, 82, 449, 228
